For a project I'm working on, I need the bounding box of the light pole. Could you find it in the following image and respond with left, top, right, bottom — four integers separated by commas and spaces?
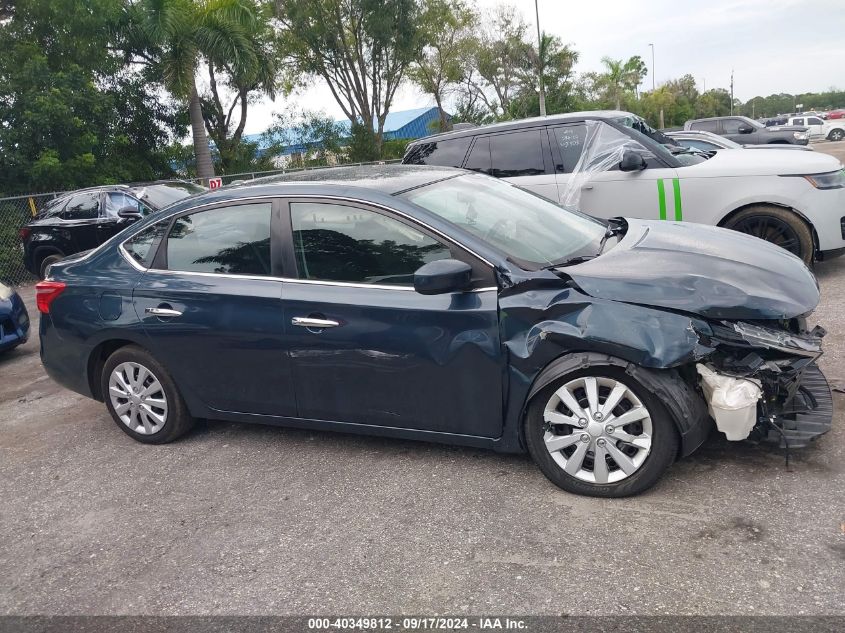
648, 43, 655, 91
535, 0, 546, 116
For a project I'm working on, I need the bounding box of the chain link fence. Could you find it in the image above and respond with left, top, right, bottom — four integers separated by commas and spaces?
0, 159, 403, 287
0, 192, 65, 286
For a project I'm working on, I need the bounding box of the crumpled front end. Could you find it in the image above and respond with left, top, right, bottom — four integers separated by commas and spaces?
695, 319, 832, 447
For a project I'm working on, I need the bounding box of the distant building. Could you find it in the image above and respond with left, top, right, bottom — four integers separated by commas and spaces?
243, 107, 450, 162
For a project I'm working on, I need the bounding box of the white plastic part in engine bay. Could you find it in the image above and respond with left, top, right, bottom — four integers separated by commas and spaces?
696, 364, 762, 441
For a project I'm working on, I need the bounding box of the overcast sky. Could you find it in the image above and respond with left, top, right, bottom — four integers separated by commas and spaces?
241, 0, 845, 134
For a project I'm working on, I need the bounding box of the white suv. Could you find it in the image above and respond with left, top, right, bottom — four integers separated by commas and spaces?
404, 110, 845, 264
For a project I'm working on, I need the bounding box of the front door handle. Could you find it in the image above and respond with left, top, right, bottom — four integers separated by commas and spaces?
145, 307, 182, 318
292, 316, 340, 329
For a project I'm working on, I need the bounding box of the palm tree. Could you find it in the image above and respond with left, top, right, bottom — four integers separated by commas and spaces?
600, 55, 647, 110
129, 0, 261, 180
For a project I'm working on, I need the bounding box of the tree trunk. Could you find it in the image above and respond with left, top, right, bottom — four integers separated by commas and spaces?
435, 94, 448, 132
538, 79, 547, 116
189, 80, 215, 180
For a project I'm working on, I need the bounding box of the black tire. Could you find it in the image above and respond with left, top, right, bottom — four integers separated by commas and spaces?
101, 345, 195, 444
723, 205, 814, 266
524, 365, 679, 498
39, 253, 64, 279
828, 129, 844, 141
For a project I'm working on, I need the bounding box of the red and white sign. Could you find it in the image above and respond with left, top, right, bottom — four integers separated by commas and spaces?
208, 177, 223, 190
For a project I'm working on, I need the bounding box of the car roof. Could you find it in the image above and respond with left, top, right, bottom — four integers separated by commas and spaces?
406, 110, 633, 145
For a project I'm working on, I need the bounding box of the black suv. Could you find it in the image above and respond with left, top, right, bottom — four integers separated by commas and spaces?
20, 181, 205, 278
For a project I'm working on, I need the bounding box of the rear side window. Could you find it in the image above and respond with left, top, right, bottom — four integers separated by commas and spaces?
404, 137, 471, 167
490, 130, 546, 177
123, 221, 168, 268
690, 120, 719, 133
62, 193, 100, 220
464, 137, 491, 174
166, 203, 272, 276
290, 202, 451, 286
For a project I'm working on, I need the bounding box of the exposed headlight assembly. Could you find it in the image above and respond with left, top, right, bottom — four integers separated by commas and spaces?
802, 169, 845, 190
731, 321, 822, 357
793, 131, 809, 140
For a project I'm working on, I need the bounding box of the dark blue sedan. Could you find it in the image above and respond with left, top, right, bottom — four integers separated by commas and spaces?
0, 281, 30, 353
36, 166, 832, 497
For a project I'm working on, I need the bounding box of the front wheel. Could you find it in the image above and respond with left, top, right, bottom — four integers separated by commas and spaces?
828, 129, 844, 141
723, 205, 814, 266
524, 367, 679, 497
101, 345, 195, 444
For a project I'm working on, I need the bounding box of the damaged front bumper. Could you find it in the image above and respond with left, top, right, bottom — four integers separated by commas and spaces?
696, 320, 833, 448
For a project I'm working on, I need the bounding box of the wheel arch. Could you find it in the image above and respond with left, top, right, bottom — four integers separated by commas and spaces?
717, 202, 819, 255
519, 352, 710, 458
31, 244, 64, 270
87, 339, 144, 401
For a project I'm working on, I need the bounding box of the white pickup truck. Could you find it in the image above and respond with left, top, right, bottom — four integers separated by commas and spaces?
786, 115, 845, 141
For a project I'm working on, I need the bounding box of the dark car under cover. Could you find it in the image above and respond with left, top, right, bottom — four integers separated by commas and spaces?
0, 282, 30, 353
34, 166, 832, 497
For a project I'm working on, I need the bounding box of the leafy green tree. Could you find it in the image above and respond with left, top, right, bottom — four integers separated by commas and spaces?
262, 110, 347, 166
126, 0, 277, 180
276, 0, 423, 153
508, 33, 578, 118
0, 0, 181, 194
409, 0, 476, 132
598, 55, 647, 110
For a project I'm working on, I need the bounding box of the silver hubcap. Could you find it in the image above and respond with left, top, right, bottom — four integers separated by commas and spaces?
108, 362, 168, 435
543, 376, 652, 484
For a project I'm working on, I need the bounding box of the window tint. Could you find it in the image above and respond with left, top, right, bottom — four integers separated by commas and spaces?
690, 120, 719, 133
552, 124, 587, 173
464, 137, 491, 174
792, 118, 804, 126
38, 197, 69, 219
62, 193, 100, 220
123, 221, 168, 268
722, 119, 747, 134
291, 202, 451, 286
490, 130, 545, 177
808, 117, 823, 125
105, 192, 151, 218
166, 203, 272, 276
139, 182, 206, 209
404, 137, 471, 167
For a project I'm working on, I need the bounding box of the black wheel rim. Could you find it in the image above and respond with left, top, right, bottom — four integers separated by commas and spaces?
732, 215, 802, 257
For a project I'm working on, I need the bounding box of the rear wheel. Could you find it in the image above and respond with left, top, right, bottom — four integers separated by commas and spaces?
38, 253, 63, 279
101, 345, 195, 444
525, 367, 679, 497
724, 205, 814, 266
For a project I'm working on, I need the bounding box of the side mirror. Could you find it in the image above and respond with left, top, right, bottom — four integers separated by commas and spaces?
619, 150, 647, 172
737, 124, 753, 134
117, 206, 142, 220
414, 259, 472, 295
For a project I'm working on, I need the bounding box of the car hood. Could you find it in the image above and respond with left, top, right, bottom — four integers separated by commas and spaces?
562, 218, 819, 320
681, 146, 840, 176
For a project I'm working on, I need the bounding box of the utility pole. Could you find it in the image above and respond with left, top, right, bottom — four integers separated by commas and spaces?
702, 77, 706, 93
648, 43, 655, 90
535, 0, 546, 116
730, 69, 734, 115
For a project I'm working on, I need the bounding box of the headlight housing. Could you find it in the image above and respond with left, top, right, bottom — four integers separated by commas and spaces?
803, 169, 845, 190
793, 131, 809, 140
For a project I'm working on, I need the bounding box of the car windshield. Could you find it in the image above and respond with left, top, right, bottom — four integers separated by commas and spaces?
135, 182, 206, 209
399, 174, 607, 269
612, 115, 706, 165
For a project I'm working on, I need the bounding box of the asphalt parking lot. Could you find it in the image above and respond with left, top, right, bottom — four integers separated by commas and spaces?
2, 178, 845, 616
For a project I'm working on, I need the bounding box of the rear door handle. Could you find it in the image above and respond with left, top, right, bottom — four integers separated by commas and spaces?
581, 184, 594, 190
292, 316, 340, 328
145, 307, 182, 318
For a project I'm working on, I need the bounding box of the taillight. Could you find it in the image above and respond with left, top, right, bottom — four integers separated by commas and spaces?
35, 281, 66, 314
19, 227, 31, 242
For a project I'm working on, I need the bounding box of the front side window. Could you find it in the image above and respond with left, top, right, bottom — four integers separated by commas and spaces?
808, 117, 823, 126
404, 137, 471, 167
490, 130, 545, 177
290, 202, 451, 286
401, 174, 606, 269
62, 193, 100, 220
722, 118, 749, 134
166, 203, 272, 276
105, 192, 151, 218
123, 221, 168, 268
552, 124, 587, 173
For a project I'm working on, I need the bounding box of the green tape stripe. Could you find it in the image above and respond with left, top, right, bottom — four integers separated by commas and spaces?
672, 178, 683, 221
657, 179, 667, 220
